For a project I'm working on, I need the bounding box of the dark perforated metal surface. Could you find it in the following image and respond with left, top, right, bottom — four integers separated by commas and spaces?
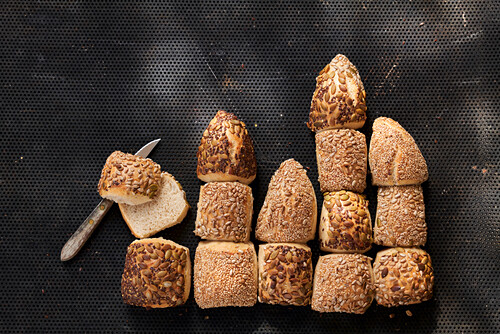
1, 1, 499, 333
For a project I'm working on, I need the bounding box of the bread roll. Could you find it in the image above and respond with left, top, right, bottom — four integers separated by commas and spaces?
194, 182, 253, 242
258, 243, 313, 306
121, 238, 191, 308
118, 172, 189, 239
194, 241, 258, 308
369, 117, 428, 186
311, 253, 375, 314
319, 191, 372, 253
316, 129, 367, 193
255, 159, 317, 243
308, 54, 367, 132
98, 151, 162, 205
374, 185, 427, 247
373, 247, 434, 307
197, 110, 257, 184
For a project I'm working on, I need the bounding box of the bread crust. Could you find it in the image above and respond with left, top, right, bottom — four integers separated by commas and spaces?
197, 110, 257, 184
194, 182, 253, 242
98, 151, 162, 205
311, 253, 374, 314
319, 191, 372, 253
121, 238, 191, 308
119, 172, 190, 239
373, 247, 434, 307
194, 241, 258, 308
315, 129, 367, 193
374, 185, 427, 247
255, 159, 317, 243
308, 54, 367, 132
258, 243, 313, 306
369, 117, 428, 186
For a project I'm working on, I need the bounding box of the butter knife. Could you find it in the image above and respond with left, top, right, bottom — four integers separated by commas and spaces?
60, 138, 161, 261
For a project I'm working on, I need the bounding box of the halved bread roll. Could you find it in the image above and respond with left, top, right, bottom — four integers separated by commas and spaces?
374, 185, 427, 247
316, 129, 367, 193
319, 190, 372, 253
194, 182, 253, 242
119, 172, 189, 239
255, 159, 317, 243
194, 241, 258, 309
373, 247, 434, 307
369, 117, 428, 186
121, 238, 191, 308
258, 243, 313, 306
311, 253, 375, 314
98, 151, 162, 205
308, 54, 367, 132
197, 110, 257, 184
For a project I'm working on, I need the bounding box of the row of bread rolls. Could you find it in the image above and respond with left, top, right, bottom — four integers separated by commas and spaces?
119, 237, 433, 310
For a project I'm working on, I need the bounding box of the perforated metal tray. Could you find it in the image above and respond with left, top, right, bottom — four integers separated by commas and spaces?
1, 1, 499, 333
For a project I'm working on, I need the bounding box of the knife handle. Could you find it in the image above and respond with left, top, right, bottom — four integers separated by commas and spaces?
60, 198, 114, 261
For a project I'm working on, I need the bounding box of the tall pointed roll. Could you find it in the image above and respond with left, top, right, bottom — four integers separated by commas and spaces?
197, 110, 257, 184
308, 54, 367, 132
369, 117, 428, 186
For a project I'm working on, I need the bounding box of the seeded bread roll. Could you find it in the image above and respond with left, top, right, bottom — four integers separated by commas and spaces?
194, 241, 258, 309
316, 129, 367, 193
308, 54, 367, 132
258, 243, 313, 306
194, 182, 253, 242
255, 159, 317, 243
121, 238, 191, 308
369, 117, 428, 186
374, 185, 427, 247
98, 151, 162, 205
197, 110, 257, 184
119, 172, 189, 239
373, 247, 434, 307
311, 253, 375, 314
319, 191, 372, 253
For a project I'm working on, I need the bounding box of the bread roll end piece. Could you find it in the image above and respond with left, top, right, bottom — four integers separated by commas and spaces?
98, 151, 162, 205
121, 238, 191, 308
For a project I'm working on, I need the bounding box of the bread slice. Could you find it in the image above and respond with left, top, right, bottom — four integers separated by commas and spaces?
119, 172, 189, 238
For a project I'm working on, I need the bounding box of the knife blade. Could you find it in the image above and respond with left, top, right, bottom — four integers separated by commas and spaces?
60, 139, 161, 261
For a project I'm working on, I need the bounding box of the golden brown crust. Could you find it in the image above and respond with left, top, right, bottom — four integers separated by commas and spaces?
311, 254, 375, 314
121, 238, 191, 308
197, 110, 257, 184
373, 247, 434, 307
308, 54, 367, 132
98, 151, 162, 205
374, 186, 427, 247
194, 182, 253, 242
258, 243, 313, 306
255, 159, 317, 243
194, 241, 258, 308
369, 117, 428, 186
315, 129, 367, 193
319, 191, 372, 253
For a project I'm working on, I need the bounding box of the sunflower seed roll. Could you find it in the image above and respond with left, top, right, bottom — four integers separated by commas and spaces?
194, 241, 258, 309
194, 182, 253, 242
373, 247, 434, 307
308, 54, 367, 132
256, 159, 317, 243
121, 238, 191, 308
374, 185, 427, 247
311, 253, 375, 314
319, 191, 372, 253
258, 243, 313, 306
369, 117, 428, 186
197, 110, 257, 185
315, 129, 367, 193
98, 151, 162, 205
